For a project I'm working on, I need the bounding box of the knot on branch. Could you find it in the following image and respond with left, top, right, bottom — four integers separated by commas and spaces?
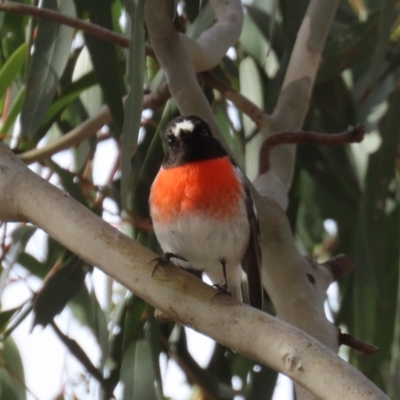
283, 352, 304, 372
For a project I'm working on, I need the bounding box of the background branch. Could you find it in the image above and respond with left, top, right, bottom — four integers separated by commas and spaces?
256, 0, 340, 198
0, 1, 131, 48
180, 0, 243, 72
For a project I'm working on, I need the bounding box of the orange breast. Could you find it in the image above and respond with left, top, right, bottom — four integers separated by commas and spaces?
150, 157, 243, 222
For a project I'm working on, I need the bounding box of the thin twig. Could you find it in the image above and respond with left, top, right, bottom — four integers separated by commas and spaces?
19, 106, 112, 164
198, 72, 270, 129
259, 124, 366, 174
0, 1, 130, 48
322, 254, 355, 281
339, 329, 379, 356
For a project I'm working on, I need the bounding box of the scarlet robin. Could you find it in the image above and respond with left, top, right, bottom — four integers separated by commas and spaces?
149, 115, 263, 309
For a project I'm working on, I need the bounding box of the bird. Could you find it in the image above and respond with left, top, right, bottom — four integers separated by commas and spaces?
149, 115, 263, 309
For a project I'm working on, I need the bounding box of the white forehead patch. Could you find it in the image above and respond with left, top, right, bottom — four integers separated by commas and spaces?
171, 119, 195, 137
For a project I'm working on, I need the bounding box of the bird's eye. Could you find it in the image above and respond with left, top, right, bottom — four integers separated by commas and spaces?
167, 135, 177, 146
200, 129, 210, 138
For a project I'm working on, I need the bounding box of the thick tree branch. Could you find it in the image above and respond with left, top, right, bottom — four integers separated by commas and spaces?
257, 0, 340, 199
0, 143, 388, 400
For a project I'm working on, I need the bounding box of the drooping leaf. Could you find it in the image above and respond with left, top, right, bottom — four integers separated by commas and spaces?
120, 339, 159, 400
240, 57, 264, 180
351, 87, 400, 388
0, 5, 29, 59
362, 0, 398, 97
121, 0, 145, 209
317, 11, 380, 85
44, 159, 91, 208
0, 337, 26, 400
16, 252, 47, 279
80, 0, 126, 133
0, 308, 20, 333
0, 42, 27, 102
33, 256, 87, 327
19, 0, 75, 144
0, 85, 25, 139
68, 284, 109, 361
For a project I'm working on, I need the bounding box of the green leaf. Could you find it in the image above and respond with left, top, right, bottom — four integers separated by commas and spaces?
120, 339, 159, 400
317, 11, 380, 85
184, 0, 201, 23
0, 85, 25, 138
129, 104, 178, 222
174, 330, 239, 399
0, 308, 20, 333
240, 14, 270, 71
0, 368, 22, 400
122, 295, 146, 355
69, 284, 109, 362
351, 88, 400, 387
121, 0, 145, 208
33, 257, 87, 327
247, 364, 277, 400
71, 47, 102, 118
0, 6, 29, 60
2, 337, 25, 400
19, 0, 75, 143
0, 42, 27, 101
0, 337, 26, 400
128, 118, 162, 220
240, 57, 264, 180
83, 0, 126, 132
388, 253, 400, 398
10, 225, 37, 247
362, 0, 398, 96
245, 5, 285, 57
186, 2, 214, 39
44, 159, 90, 207
145, 317, 165, 400
16, 252, 47, 279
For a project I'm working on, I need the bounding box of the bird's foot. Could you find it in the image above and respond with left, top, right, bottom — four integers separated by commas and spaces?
150, 252, 187, 276
212, 283, 231, 299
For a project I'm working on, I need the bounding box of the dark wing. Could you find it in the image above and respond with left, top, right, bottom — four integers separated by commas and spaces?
241, 180, 263, 310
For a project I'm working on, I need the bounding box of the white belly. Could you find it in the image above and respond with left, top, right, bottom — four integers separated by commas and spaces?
152, 208, 249, 299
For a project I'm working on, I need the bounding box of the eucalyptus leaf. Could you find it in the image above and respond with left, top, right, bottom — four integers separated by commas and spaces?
121, 0, 145, 209
19, 0, 75, 143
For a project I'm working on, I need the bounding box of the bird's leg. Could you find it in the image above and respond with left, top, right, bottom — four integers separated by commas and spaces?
151, 252, 187, 276
212, 258, 231, 296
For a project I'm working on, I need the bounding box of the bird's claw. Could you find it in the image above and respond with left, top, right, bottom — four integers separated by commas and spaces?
150, 252, 187, 277
212, 283, 231, 299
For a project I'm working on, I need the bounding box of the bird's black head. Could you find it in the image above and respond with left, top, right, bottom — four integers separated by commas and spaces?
162, 115, 227, 168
